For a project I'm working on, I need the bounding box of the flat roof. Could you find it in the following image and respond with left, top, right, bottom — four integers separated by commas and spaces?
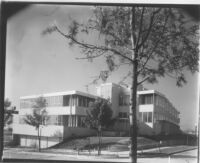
137, 90, 165, 97
20, 90, 98, 100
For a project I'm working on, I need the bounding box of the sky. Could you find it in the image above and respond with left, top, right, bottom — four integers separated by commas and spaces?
5, 4, 199, 131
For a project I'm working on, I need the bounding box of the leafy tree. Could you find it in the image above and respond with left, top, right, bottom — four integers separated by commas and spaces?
42, 6, 199, 163
24, 97, 48, 151
4, 99, 16, 126
84, 98, 114, 155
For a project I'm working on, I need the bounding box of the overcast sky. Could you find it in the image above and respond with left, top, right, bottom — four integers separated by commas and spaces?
5, 4, 199, 131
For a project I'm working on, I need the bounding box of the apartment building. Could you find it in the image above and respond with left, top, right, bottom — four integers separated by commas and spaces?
13, 83, 181, 148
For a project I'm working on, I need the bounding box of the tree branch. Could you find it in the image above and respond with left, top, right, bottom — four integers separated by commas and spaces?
76, 50, 106, 60
137, 11, 169, 75
55, 26, 134, 63
138, 8, 162, 49
136, 7, 145, 50
137, 77, 149, 86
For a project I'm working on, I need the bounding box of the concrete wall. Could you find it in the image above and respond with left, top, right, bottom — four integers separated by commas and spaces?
20, 135, 61, 148
139, 104, 154, 112
13, 124, 64, 137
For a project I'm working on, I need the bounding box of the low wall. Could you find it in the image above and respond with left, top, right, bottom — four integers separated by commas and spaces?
19, 135, 62, 148
13, 124, 64, 137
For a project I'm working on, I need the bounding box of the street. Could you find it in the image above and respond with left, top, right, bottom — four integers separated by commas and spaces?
2, 147, 197, 163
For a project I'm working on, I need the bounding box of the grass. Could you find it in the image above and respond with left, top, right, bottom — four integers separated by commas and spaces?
53, 136, 158, 151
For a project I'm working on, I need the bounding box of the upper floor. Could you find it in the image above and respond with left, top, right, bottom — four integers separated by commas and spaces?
20, 91, 96, 109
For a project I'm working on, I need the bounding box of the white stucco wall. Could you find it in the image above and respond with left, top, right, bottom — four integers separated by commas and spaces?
13, 124, 64, 137
139, 104, 154, 112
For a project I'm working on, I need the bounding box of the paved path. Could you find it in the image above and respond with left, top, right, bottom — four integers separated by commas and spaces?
2, 145, 197, 162
2, 149, 198, 163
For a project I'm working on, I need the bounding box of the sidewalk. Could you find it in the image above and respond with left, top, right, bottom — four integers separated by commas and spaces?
3, 145, 197, 161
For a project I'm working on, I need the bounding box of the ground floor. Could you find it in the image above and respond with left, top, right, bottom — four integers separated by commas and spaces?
13, 115, 181, 148
13, 123, 97, 148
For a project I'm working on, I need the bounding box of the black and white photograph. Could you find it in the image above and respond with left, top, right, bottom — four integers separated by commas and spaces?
0, 1, 199, 163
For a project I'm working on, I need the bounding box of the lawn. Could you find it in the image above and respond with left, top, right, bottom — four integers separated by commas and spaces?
53, 136, 159, 152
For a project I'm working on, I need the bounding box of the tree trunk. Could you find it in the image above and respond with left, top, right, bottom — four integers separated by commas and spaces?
129, 6, 138, 163
0, 2, 6, 162
97, 126, 101, 155
129, 61, 138, 163
38, 127, 41, 152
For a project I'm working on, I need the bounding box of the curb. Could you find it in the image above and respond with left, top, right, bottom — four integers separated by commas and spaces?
138, 147, 197, 158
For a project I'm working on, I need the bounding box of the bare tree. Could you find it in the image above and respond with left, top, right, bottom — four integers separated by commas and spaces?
42, 6, 199, 163
23, 97, 48, 151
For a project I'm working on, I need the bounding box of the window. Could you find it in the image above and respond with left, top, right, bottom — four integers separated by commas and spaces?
119, 112, 128, 118
143, 112, 148, 122
77, 116, 86, 127
78, 95, 84, 107
77, 95, 95, 107
148, 112, 152, 122
139, 112, 142, 120
63, 115, 69, 126
63, 95, 70, 106
141, 112, 153, 123
119, 95, 130, 106
57, 115, 63, 125
46, 115, 63, 125
139, 94, 153, 104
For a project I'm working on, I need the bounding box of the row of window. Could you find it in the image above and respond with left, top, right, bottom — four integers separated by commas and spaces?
45, 96, 63, 107
139, 112, 153, 123
118, 112, 128, 118
19, 115, 86, 128
118, 111, 178, 124
63, 95, 95, 107
20, 95, 95, 109
155, 95, 178, 115
139, 94, 153, 105
139, 94, 179, 117
154, 113, 180, 124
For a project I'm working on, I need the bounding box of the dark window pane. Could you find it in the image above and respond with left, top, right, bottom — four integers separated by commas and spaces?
148, 112, 152, 122
63, 95, 70, 106
143, 112, 148, 122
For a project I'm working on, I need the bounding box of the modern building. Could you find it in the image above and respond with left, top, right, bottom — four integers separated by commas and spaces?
13, 83, 181, 148
96, 83, 181, 135
138, 89, 180, 135
13, 91, 97, 148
